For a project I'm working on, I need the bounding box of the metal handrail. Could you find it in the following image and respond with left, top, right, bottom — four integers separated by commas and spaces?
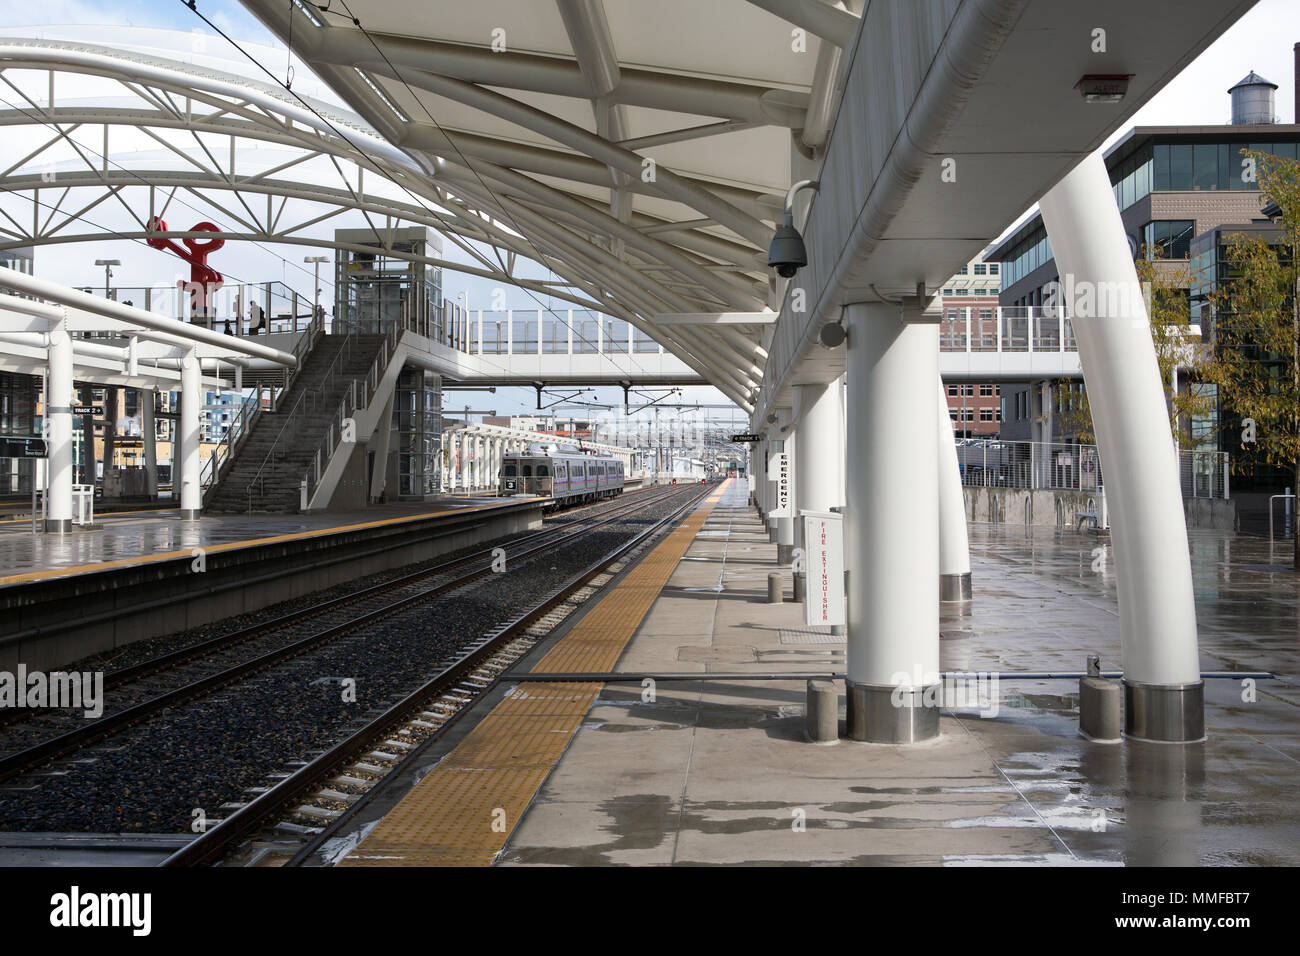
199, 394, 261, 503
242, 313, 350, 507
1268, 493, 1296, 541
301, 323, 401, 508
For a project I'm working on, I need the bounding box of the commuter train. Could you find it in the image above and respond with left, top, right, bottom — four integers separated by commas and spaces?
499, 442, 624, 508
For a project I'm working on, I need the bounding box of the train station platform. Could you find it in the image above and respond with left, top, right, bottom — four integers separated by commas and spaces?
0, 496, 542, 672
328, 477, 1300, 867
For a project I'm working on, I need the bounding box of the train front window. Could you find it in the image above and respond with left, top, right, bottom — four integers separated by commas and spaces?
522, 464, 533, 477
537, 465, 550, 477
504, 464, 516, 477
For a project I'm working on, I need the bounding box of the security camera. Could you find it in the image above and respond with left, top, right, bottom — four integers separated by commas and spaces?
768, 214, 807, 279
767, 179, 819, 279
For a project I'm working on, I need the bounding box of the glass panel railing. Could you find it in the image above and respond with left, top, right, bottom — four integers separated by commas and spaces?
542, 312, 569, 353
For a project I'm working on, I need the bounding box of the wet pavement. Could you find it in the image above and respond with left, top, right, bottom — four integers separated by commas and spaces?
0, 496, 506, 582
499, 481, 1300, 866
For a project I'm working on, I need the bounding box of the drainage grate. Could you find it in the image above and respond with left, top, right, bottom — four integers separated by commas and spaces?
779, 627, 844, 645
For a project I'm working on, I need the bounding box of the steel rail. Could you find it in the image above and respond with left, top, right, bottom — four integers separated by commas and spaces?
0, 488, 660, 730
161, 482, 713, 867
0, 486, 679, 781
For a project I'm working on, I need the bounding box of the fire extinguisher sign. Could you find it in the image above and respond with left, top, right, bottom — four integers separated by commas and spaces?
802, 512, 845, 627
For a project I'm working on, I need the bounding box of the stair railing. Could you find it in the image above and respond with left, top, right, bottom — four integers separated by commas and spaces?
199, 393, 261, 507
267, 308, 324, 412
302, 324, 402, 510
243, 324, 358, 511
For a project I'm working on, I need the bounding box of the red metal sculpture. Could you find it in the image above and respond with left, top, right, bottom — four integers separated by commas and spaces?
147, 217, 225, 323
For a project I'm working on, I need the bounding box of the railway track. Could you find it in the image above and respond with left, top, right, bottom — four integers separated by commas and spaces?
0, 485, 689, 783
160, 482, 713, 866
0, 485, 669, 740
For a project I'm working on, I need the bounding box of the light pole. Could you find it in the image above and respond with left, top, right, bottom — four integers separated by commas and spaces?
94, 259, 120, 299
304, 256, 328, 331
457, 291, 470, 351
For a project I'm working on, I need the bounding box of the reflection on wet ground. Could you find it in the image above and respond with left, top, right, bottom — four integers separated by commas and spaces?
501, 489, 1300, 866
0, 498, 495, 578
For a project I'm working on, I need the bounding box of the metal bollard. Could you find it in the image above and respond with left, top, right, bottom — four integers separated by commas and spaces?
1079, 653, 1121, 742
767, 572, 782, 604
792, 572, 805, 603
805, 679, 839, 744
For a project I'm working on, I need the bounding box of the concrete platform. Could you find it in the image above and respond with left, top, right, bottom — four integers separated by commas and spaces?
0, 496, 503, 583
0, 496, 542, 671
497, 479, 1300, 866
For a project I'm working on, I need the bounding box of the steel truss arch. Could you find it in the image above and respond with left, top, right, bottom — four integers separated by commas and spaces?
0, 33, 780, 406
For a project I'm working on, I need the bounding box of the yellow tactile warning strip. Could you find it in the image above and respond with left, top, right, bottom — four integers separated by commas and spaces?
342, 682, 599, 867
339, 480, 728, 867
0, 499, 534, 589
532, 488, 720, 673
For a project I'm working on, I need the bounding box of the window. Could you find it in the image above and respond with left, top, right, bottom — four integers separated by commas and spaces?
942, 288, 953, 296
504, 464, 516, 477
954, 288, 969, 296
961, 384, 974, 396
522, 464, 533, 477
1143, 220, 1194, 260
537, 465, 550, 477
979, 384, 994, 396
1169, 144, 1193, 190
948, 385, 959, 396
974, 263, 987, 275
962, 409, 975, 421
949, 409, 959, 421
988, 263, 998, 274
980, 408, 995, 421
1194, 143, 1218, 190
957, 265, 967, 274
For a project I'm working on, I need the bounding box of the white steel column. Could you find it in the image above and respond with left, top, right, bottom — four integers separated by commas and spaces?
794, 381, 845, 514
179, 346, 201, 520
1040, 152, 1202, 742
462, 434, 473, 494
142, 390, 158, 500
45, 323, 74, 533
937, 379, 972, 602
762, 431, 778, 542
844, 302, 940, 743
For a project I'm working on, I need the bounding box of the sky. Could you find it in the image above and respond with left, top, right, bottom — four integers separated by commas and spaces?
1, 0, 1299, 423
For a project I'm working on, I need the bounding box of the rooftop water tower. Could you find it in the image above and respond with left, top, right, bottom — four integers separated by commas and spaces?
1228, 71, 1278, 125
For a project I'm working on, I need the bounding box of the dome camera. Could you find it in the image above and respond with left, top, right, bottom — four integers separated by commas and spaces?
768, 179, 818, 279
768, 216, 807, 279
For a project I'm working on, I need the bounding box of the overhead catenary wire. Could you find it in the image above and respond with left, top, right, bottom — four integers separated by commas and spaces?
182, 0, 660, 379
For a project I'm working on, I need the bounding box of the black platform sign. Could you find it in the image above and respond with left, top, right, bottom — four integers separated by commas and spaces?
0, 436, 47, 458
730, 433, 762, 443
72, 405, 100, 416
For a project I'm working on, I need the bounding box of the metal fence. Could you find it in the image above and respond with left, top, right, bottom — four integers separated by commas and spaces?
956, 439, 1228, 499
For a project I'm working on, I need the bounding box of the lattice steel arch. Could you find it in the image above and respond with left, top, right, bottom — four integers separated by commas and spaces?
0, 37, 762, 407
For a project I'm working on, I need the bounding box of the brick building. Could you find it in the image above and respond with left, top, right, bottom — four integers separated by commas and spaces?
939, 249, 1003, 437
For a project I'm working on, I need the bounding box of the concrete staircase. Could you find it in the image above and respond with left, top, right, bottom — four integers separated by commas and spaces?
206, 333, 388, 513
